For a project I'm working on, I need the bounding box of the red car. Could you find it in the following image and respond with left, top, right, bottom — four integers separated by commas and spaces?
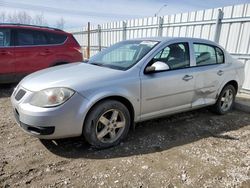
0, 24, 83, 83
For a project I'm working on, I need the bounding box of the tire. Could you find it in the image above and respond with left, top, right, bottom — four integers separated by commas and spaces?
52, 62, 68, 67
83, 100, 131, 149
212, 84, 236, 115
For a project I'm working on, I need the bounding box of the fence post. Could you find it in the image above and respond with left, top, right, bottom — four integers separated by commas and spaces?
122, 21, 127, 40
98, 24, 101, 52
158, 17, 164, 37
214, 9, 223, 43
87, 22, 90, 59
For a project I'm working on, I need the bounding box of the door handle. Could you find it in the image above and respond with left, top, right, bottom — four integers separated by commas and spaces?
44, 49, 51, 54
182, 75, 193, 81
217, 70, 224, 76
40, 49, 51, 55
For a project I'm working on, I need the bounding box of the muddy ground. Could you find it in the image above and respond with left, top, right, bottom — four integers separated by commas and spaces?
0, 84, 249, 188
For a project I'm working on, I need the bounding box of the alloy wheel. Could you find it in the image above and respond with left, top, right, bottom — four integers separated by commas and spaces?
220, 88, 233, 112
96, 109, 126, 143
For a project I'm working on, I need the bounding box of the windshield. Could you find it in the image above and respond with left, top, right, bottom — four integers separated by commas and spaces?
88, 40, 159, 70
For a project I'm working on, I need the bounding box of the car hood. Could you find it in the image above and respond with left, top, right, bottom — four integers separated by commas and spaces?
20, 63, 124, 92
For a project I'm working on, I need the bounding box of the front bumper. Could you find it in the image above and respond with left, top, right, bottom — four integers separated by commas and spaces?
13, 108, 55, 135
11, 86, 89, 139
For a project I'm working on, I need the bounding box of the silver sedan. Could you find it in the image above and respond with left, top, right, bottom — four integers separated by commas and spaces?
11, 37, 245, 148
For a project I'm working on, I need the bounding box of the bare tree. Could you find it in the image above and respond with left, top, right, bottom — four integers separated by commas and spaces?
7, 12, 17, 23
56, 17, 65, 29
33, 13, 48, 26
6, 11, 32, 24
17, 11, 32, 24
0, 12, 6, 22
0, 10, 52, 26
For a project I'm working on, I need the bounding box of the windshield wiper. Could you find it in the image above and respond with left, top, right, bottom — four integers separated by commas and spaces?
89, 62, 125, 70
89, 62, 103, 67
101, 64, 126, 70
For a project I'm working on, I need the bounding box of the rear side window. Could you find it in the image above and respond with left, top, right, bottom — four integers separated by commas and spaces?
0, 29, 11, 47
16, 30, 47, 46
216, 47, 224, 64
194, 43, 224, 66
33, 31, 47, 45
46, 32, 67, 44
16, 30, 34, 46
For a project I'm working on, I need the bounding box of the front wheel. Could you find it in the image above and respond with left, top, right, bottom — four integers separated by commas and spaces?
212, 85, 236, 115
83, 100, 131, 149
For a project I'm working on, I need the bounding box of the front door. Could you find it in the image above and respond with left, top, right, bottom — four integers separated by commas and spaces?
0, 28, 15, 82
140, 42, 195, 120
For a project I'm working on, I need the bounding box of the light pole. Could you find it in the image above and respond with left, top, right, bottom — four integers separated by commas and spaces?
154, 4, 167, 17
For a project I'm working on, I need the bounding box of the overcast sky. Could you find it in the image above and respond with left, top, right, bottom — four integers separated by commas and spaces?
0, 0, 249, 28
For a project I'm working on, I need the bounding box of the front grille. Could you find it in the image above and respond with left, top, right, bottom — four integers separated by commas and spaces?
15, 89, 26, 101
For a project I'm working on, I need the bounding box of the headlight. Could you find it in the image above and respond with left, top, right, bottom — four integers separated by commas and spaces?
30, 88, 75, 107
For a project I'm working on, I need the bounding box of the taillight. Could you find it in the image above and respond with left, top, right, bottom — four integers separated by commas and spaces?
72, 46, 82, 54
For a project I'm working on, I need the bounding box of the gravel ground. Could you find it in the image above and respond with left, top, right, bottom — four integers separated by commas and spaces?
0, 84, 249, 188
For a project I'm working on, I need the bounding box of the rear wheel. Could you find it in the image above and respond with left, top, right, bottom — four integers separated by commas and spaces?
212, 85, 236, 115
52, 62, 68, 66
83, 100, 131, 149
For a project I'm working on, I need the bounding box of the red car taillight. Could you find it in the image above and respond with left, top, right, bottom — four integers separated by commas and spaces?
72, 46, 82, 54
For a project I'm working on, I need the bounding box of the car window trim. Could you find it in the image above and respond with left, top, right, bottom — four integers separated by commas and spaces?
193, 42, 225, 67
145, 61, 224, 75
144, 42, 191, 74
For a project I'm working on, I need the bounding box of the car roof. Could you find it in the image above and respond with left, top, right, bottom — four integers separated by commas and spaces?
128, 37, 219, 46
0, 23, 67, 34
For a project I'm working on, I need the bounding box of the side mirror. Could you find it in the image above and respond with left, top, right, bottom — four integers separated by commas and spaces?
145, 61, 170, 74
145, 66, 156, 74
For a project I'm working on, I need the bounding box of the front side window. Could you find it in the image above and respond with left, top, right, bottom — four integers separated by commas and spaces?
88, 40, 159, 70
0, 29, 11, 47
194, 44, 221, 66
151, 42, 190, 70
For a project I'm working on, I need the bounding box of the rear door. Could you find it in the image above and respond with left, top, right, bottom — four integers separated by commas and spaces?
45, 32, 69, 64
0, 28, 15, 82
191, 43, 227, 107
14, 29, 51, 77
